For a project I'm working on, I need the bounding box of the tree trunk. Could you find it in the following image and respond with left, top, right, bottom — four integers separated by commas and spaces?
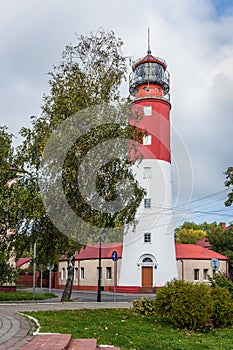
61, 263, 74, 302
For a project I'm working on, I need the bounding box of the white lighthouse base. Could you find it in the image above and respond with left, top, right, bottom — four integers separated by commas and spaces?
118, 160, 178, 290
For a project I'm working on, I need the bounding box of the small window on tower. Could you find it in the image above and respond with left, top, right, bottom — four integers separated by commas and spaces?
143, 167, 151, 178
144, 198, 151, 208
143, 135, 152, 145
143, 106, 152, 116
144, 233, 151, 243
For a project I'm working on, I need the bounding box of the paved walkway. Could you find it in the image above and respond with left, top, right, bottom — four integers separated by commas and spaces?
0, 310, 34, 350
0, 289, 136, 349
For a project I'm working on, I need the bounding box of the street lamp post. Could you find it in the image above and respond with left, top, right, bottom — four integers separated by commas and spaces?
97, 235, 102, 302
97, 230, 107, 302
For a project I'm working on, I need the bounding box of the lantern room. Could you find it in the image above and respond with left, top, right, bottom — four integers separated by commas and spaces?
129, 49, 170, 101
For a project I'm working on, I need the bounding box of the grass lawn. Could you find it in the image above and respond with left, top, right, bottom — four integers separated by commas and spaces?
0, 291, 56, 301
25, 309, 233, 350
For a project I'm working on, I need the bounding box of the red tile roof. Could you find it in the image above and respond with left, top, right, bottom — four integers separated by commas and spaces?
16, 257, 32, 268
74, 242, 123, 260
175, 243, 228, 260
71, 242, 228, 261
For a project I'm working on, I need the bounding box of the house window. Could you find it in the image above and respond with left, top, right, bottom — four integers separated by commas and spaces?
194, 269, 200, 281
144, 198, 151, 208
143, 135, 152, 145
80, 267, 85, 280
106, 267, 112, 280
74, 267, 78, 280
61, 267, 66, 280
203, 269, 208, 280
143, 106, 152, 116
143, 167, 151, 179
144, 233, 151, 243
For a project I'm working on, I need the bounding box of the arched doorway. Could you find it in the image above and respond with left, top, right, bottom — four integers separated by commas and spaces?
138, 254, 157, 288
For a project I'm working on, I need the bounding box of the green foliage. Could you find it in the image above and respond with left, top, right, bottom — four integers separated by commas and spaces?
155, 279, 233, 330
155, 279, 214, 330
7, 29, 145, 275
225, 167, 233, 206
132, 297, 155, 316
209, 272, 233, 296
175, 221, 217, 243
133, 280, 233, 331
175, 228, 206, 244
0, 251, 17, 286
207, 224, 233, 274
0, 126, 15, 236
211, 286, 233, 328
0, 126, 19, 286
4, 30, 145, 302
0, 291, 56, 301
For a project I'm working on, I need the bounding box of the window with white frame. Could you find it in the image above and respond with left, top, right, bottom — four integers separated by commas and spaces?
203, 269, 208, 280
106, 267, 112, 280
61, 267, 66, 280
144, 198, 151, 208
194, 269, 200, 281
80, 267, 85, 280
144, 233, 151, 243
143, 106, 152, 116
74, 267, 78, 280
143, 167, 151, 179
143, 135, 152, 145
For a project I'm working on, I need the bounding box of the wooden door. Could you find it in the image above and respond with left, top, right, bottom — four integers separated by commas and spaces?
142, 266, 153, 288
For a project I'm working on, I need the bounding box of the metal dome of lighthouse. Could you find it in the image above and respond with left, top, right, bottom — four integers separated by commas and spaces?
129, 29, 170, 98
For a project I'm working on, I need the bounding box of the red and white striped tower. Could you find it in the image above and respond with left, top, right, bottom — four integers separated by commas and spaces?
118, 42, 178, 292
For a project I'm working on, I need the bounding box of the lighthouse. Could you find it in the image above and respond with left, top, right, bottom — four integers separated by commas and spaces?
118, 42, 178, 291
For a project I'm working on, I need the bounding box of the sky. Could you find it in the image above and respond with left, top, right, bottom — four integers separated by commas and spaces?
0, 0, 233, 226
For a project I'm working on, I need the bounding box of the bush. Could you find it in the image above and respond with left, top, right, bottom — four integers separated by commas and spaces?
211, 286, 233, 327
132, 280, 233, 330
155, 279, 214, 330
155, 279, 233, 330
132, 297, 155, 316
209, 272, 233, 297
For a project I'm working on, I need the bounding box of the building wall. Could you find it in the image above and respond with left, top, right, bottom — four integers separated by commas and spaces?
177, 259, 228, 283
59, 259, 121, 289
58, 258, 227, 288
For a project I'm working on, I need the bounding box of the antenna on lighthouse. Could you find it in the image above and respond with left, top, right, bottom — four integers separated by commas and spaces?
147, 27, 151, 55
